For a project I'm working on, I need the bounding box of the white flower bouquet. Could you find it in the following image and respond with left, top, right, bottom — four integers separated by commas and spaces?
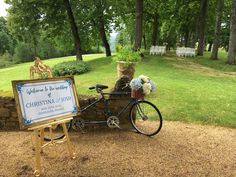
130, 75, 156, 98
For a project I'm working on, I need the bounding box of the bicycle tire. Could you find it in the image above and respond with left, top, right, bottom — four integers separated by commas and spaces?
129, 100, 162, 136
43, 120, 72, 141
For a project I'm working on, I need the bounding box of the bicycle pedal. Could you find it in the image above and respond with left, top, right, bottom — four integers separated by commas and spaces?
114, 123, 121, 129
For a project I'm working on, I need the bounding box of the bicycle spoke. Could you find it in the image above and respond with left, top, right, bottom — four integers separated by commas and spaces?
136, 103, 148, 120
130, 100, 162, 136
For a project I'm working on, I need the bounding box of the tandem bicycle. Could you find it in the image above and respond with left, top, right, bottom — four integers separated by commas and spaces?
43, 84, 162, 140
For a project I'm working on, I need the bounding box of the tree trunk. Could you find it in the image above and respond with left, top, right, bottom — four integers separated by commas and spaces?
99, 19, 111, 57
33, 37, 37, 57
151, 13, 158, 46
197, 0, 208, 56
180, 34, 184, 46
226, 0, 236, 64
96, 0, 111, 57
130, 35, 134, 46
188, 33, 194, 48
191, 18, 198, 48
98, 15, 111, 56
184, 30, 189, 47
208, 42, 213, 51
211, 0, 224, 60
63, 0, 83, 60
143, 34, 147, 49
97, 42, 100, 53
225, 45, 229, 52
134, 0, 143, 51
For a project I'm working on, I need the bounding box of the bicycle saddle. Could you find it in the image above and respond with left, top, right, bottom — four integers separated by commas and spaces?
89, 84, 108, 90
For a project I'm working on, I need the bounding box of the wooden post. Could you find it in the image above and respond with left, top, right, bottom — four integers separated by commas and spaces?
33, 129, 41, 177
62, 123, 76, 159
39, 129, 44, 152
49, 127, 53, 143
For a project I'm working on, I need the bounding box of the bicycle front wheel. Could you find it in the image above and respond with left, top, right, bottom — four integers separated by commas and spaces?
130, 100, 162, 136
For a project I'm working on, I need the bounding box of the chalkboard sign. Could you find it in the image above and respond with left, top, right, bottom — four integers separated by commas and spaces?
12, 77, 80, 129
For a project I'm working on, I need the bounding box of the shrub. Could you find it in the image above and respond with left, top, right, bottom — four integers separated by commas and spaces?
0, 52, 15, 68
52, 60, 90, 76
0, 60, 9, 68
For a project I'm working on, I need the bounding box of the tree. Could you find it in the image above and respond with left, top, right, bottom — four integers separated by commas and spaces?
210, 0, 224, 60
150, 13, 159, 46
94, 0, 111, 56
116, 28, 132, 46
0, 17, 14, 55
6, 0, 84, 60
63, 0, 83, 60
6, 0, 42, 56
134, 0, 144, 50
225, 0, 236, 64
71, 0, 113, 56
4, 0, 232, 63
144, 0, 162, 46
176, 0, 199, 47
197, 0, 209, 56
144, 0, 200, 49
111, 0, 133, 43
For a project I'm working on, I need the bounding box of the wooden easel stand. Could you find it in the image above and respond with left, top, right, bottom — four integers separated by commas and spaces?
28, 118, 75, 177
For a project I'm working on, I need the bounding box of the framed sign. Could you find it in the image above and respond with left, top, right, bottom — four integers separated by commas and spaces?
12, 77, 80, 129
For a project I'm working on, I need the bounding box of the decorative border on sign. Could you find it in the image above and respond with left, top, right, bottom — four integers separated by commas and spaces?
16, 83, 24, 93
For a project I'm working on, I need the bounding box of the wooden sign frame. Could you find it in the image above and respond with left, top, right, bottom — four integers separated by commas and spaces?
12, 76, 80, 129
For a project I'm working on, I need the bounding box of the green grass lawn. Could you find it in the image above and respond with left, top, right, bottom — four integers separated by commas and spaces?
0, 52, 236, 128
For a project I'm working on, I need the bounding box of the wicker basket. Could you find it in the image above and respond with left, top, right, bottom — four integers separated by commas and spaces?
131, 89, 145, 100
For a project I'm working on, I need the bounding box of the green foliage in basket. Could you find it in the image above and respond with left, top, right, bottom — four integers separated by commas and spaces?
52, 60, 90, 76
115, 45, 143, 63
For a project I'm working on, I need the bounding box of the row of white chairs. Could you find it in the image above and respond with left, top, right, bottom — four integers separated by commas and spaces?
150, 46, 166, 56
176, 47, 196, 57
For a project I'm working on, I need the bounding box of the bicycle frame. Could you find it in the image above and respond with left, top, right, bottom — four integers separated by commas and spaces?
45, 87, 162, 139
107, 92, 137, 118
77, 91, 138, 124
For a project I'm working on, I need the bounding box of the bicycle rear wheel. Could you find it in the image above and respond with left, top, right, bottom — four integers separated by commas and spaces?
130, 100, 162, 136
43, 120, 72, 141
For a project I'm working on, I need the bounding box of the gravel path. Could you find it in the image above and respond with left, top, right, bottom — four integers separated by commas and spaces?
0, 121, 235, 177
